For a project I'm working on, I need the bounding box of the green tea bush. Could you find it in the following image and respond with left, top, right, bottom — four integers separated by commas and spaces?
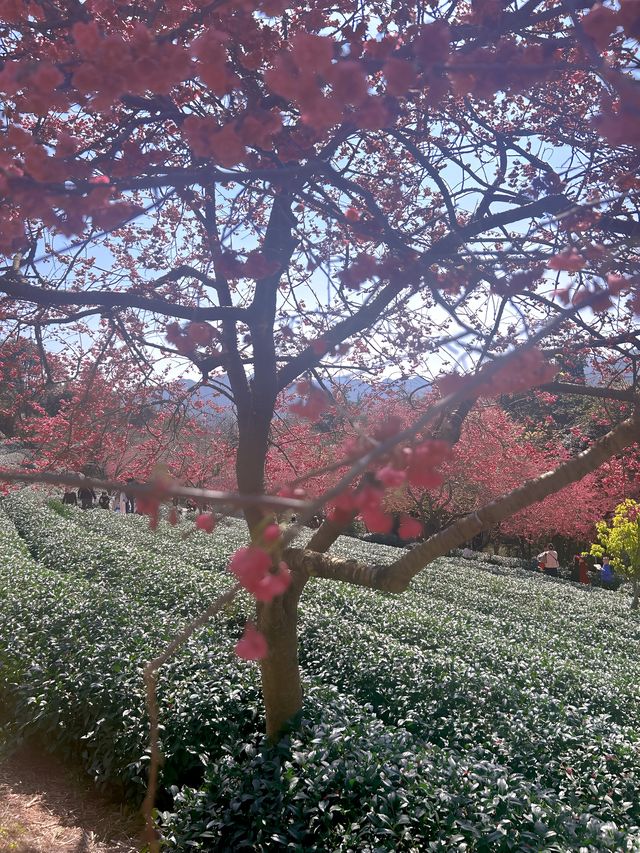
69, 501, 248, 573
450, 548, 532, 570
2, 491, 640, 850
159, 688, 639, 853
0, 498, 259, 796
3, 491, 239, 615
296, 607, 639, 822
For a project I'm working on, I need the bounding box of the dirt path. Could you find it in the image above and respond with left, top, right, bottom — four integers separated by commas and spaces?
0, 744, 142, 853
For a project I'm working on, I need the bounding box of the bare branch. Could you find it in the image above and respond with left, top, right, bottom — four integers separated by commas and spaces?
0, 469, 309, 513
276, 194, 577, 389
142, 582, 240, 852
539, 382, 639, 403
0, 272, 247, 323
305, 513, 356, 554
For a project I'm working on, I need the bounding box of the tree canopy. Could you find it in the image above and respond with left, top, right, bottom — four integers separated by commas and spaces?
1, 0, 639, 814
1, 0, 638, 396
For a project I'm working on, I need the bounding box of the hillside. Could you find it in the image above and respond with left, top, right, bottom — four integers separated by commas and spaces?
1, 491, 639, 851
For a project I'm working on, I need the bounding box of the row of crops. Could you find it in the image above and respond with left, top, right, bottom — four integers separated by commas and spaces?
1, 489, 640, 850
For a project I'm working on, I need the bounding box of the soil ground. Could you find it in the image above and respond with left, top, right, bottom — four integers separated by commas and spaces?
0, 742, 142, 853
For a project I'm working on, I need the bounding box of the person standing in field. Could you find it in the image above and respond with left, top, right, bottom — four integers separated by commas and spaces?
572, 555, 581, 582
537, 543, 560, 577
601, 557, 615, 589
125, 478, 136, 514
113, 490, 127, 514
578, 555, 590, 585
78, 485, 96, 510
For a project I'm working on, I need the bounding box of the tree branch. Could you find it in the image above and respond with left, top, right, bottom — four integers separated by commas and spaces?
142, 582, 240, 853
305, 399, 477, 555
539, 382, 639, 403
0, 272, 246, 323
296, 412, 640, 592
305, 513, 356, 554
0, 469, 309, 512
276, 194, 574, 390
287, 547, 385, 588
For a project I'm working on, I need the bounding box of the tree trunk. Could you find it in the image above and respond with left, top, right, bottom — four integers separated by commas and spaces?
234, 412, 307, 740
257, 568, 308, 740
632, 577, 639, 610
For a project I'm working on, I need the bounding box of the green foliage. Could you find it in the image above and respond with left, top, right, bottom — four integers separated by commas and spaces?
0, 492, 259, 796
46, 497, 76, 519
2, 490, 640, 850
590, 500, 640, 582
162, 690, 639, 852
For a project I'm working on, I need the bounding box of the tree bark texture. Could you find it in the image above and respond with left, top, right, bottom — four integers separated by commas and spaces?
257, 566, 308, 740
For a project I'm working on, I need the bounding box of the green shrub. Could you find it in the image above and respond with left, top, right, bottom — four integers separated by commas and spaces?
2, 490, 640, 849
0, 497, 259, 797
46, 497, 77, 519
159, 689, 639, 852
2, 491, 242, 615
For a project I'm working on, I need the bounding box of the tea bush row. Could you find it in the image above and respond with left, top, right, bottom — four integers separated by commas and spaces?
0, 499, 261, 795
3, 492, 237, 616
61, 499, 247, 573
159, 575, 640, 847
299, 595, 638, 793
2, 492, 640, 849
159, 686, 640, 853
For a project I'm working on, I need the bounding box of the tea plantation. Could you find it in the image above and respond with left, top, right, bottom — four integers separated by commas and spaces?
1, 489, 640, 852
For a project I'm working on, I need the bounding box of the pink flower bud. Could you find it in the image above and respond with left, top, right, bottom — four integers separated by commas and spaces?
235, 622, 268, 660
263, 523, 281, 543
196, 512, 216, 533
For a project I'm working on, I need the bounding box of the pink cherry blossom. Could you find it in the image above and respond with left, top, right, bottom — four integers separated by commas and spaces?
196, 512, 216, 533
263, 523, 281, 543
228, 547, 291, 601
235, 623, 268, 660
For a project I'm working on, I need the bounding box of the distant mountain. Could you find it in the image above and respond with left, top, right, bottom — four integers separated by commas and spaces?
183, 377, 233, 407
328, 374, 430, 399
182, 373, 430, 409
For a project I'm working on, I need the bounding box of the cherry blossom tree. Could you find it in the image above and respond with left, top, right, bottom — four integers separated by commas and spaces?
1, 0, 639, 751
323, 391, 640, 545
0, 337, 233, 483
0, 337, 68, 438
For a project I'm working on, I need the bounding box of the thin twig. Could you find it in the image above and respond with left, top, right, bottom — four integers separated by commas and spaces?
0, 470, 309, 513
141, 582, 241, 852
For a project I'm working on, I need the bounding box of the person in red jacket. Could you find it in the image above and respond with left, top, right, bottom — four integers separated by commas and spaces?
578, 555, 590, 585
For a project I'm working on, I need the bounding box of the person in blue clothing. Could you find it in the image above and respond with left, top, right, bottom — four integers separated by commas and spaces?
601, 557, 615, 589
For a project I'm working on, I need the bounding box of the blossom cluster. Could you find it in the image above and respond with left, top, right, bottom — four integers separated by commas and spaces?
2, 1, 637, 255
166, 322, 218, 355
436, 348, 557, 400
229, 528, 291, 661
324, 437, 452, 536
